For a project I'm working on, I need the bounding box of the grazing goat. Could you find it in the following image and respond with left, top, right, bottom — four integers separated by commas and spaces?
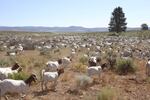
88, 57, 97, 66
0, 74, 37, 100
146, 59, 150, 77
61, 57, 71, 67
45, 60, 62, 72
0, 63, 20, 71
87, 66, 102, 78
0, 67, 22, 80
41, 68, 64, 91
88, 56, 101, 66
0, 63, 22, 80
45, 57, 71, 71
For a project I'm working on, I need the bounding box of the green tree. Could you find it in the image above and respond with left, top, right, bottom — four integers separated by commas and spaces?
108, 7, 127, 33
141, 23, 148, 30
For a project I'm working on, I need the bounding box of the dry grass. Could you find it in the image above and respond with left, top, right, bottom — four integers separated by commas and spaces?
72, 63, 87, 73
97, 87, 118, 100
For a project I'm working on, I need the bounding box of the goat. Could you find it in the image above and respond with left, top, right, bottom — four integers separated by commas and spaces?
45, 60, 62, 72
88, 57, 97, 66
146, 59, 150, 77
88, 56, 101, 66
0, 63, 22, 80
0, 74, 37, 100
87, 66, 102, 79
16, 44, 24, 54
45, 57, 71, 71
0, 67, 22, 80
61, 57, 71, 67
41, 68, 64, 91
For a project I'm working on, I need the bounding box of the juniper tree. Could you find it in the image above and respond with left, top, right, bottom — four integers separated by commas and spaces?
108, 7, 127, 33
141, 23, 148, 30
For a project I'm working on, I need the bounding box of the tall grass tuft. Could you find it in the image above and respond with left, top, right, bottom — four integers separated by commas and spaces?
97, 87, 116, 100
0, 59, 10, 66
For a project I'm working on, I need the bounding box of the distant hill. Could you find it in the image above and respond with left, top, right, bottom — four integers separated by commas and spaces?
0, 26, 144, 32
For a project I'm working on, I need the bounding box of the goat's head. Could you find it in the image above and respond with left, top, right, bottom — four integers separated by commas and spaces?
101, 63, 108, 70
11, 62, 20, 70
58, 59, 62, 65
57, 68, 64, 76
96, 57, 101, 63
25, 74, 37, 86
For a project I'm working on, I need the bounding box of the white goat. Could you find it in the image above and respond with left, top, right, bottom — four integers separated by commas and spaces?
0, 63, 22, 80
45, 60, 61, 72
16, 44, 24, 54
0, 74, 37, 100
146, 59, 150, 77
87, 66, 102, 78
0, 67, 22, 80
88, 56, 97, 66
41, 68, 64, 91
45, 57, 71, 71
61, 57, 71, 67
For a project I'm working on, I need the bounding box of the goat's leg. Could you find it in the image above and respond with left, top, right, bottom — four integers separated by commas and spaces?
98, 72, 102, 81
20, 93, 26, 100
19, 94, 23, 100
52, 80, 57, 91
41, 81, 44, 91
45, 82, 48, 90
146, 67, 148, 77
4, 96, 9, 100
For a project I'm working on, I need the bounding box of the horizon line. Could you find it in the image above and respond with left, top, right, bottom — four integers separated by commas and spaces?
0, 26, 142, 28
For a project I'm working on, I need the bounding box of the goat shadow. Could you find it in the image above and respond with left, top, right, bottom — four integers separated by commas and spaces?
33, 89, 56, 97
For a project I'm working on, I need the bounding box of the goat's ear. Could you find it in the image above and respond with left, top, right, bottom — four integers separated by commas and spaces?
70, 58, 72, 61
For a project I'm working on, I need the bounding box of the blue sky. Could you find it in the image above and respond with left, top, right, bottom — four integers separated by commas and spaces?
0, 0, 149, 28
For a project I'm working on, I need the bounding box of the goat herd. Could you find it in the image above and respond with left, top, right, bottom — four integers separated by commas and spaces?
0, 33, 150, 99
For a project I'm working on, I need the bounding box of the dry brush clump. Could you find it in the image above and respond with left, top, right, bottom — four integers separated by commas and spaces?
60, 72, 73, 82
75, 75, 93, 90
72, 63, 87, 73
97, 87, 118, 100
79, 56, 88, 65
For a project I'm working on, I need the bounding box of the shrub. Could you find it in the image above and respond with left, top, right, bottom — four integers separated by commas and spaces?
79, 56, 88, 65
76, 75, 93, 89
40, 48, 49, 55
97, 87, 116, 100
73, 63, 87, 73
40, 49, 52, 59
8, 72, 29, 80
116, 58, 136, 75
